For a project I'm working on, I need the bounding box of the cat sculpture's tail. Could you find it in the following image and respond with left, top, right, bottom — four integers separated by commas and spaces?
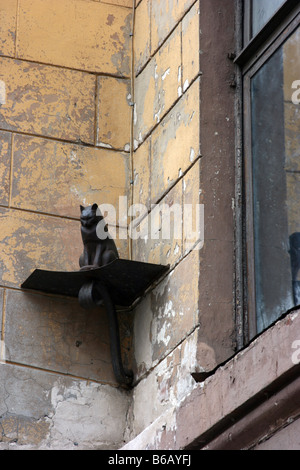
78, 280, 133, 388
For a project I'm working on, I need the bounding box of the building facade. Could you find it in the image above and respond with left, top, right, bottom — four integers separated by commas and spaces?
0, 0, 299, 450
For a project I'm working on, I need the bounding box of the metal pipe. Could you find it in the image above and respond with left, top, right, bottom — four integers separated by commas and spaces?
79, 280, 133, 388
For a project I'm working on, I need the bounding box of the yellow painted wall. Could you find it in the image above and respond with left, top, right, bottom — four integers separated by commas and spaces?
129, 0, 202, 438
0, 0, 226, 450
0, 0, 133, 388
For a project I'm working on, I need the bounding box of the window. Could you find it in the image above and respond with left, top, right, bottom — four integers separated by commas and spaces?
237, 1, 300, 342
247, 0, 286, 39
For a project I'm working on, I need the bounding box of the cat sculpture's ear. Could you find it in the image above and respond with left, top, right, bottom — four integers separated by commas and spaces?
80, 205, 85, 212
92, 203, 98, 211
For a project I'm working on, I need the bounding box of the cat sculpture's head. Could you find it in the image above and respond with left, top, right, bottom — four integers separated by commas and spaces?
80, 203, 103, 228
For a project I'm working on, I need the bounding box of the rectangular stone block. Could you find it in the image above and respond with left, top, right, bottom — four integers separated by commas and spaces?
149, 249, 199, 363
151, 78, 200, 203
0, 208, 82, 288
132, 180, 182, 267
97, 77, 131, 151
0, 362, 130, 449
17, 0, 132, 75
0, 131, 12, 207
134, 25, 182, 143
134, 293, 199, 386
130, 250, 201, 381
0, 0, 17, 57
130, 355, 175, 436
156, 333, 198, 404
182, 1, 200, 91
4, 289, 117, 383
11, 134, 130, 222
151, 0, 195, 54
0, 57, 96, 143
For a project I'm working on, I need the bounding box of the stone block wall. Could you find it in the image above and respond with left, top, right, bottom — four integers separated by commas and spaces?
126, 0, 236, 444
0, 0, 237, 450
127, 0, 202, 442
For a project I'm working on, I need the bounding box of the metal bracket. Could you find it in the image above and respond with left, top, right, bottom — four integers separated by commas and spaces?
21, 259, 169, 388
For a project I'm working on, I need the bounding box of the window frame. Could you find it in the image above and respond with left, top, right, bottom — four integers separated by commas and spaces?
235, 0, 300, 344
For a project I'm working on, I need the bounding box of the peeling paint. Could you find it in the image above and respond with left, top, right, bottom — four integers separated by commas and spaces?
106, 14, 115, 26
11, 135, 129, 220
162, 67, 171, 81
0, 57, 95, 142
98, 142, 113, 149
183, 79, 189, 92
0, 81, 6, 105
178, 66, 182, 83
151, 79, 200, 202
189, 147, 195, 162
134, 26, 181, 143
134, 103, 137, 125
17, 0, 132, 76
0, 371, 130, 450
290, 311, 299, 321
151, 0, 196, 53
156, 321, 171, 347
97, 76, 131, 150
154, 108, 162, 123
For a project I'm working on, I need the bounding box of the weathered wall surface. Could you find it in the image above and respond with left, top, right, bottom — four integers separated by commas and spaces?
0, 0, 133, 449
128, 0, 202, 441
0, 364, 130, 449
0, 0, 237, 450
123, 309, 300, 450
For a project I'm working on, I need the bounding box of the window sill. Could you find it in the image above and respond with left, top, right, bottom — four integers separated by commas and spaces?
122, 307, 300, 449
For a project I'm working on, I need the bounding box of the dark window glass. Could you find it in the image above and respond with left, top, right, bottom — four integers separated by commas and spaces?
252, 0, 286, 37
250, 27, 300, 333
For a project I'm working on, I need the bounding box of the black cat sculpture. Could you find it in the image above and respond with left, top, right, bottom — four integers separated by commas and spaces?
79, 203, 119, 270
78, 204, 132, 386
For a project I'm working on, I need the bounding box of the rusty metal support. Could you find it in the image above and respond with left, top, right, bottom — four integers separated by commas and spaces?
78, 280, 133, 388
21, 260, 169, 387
